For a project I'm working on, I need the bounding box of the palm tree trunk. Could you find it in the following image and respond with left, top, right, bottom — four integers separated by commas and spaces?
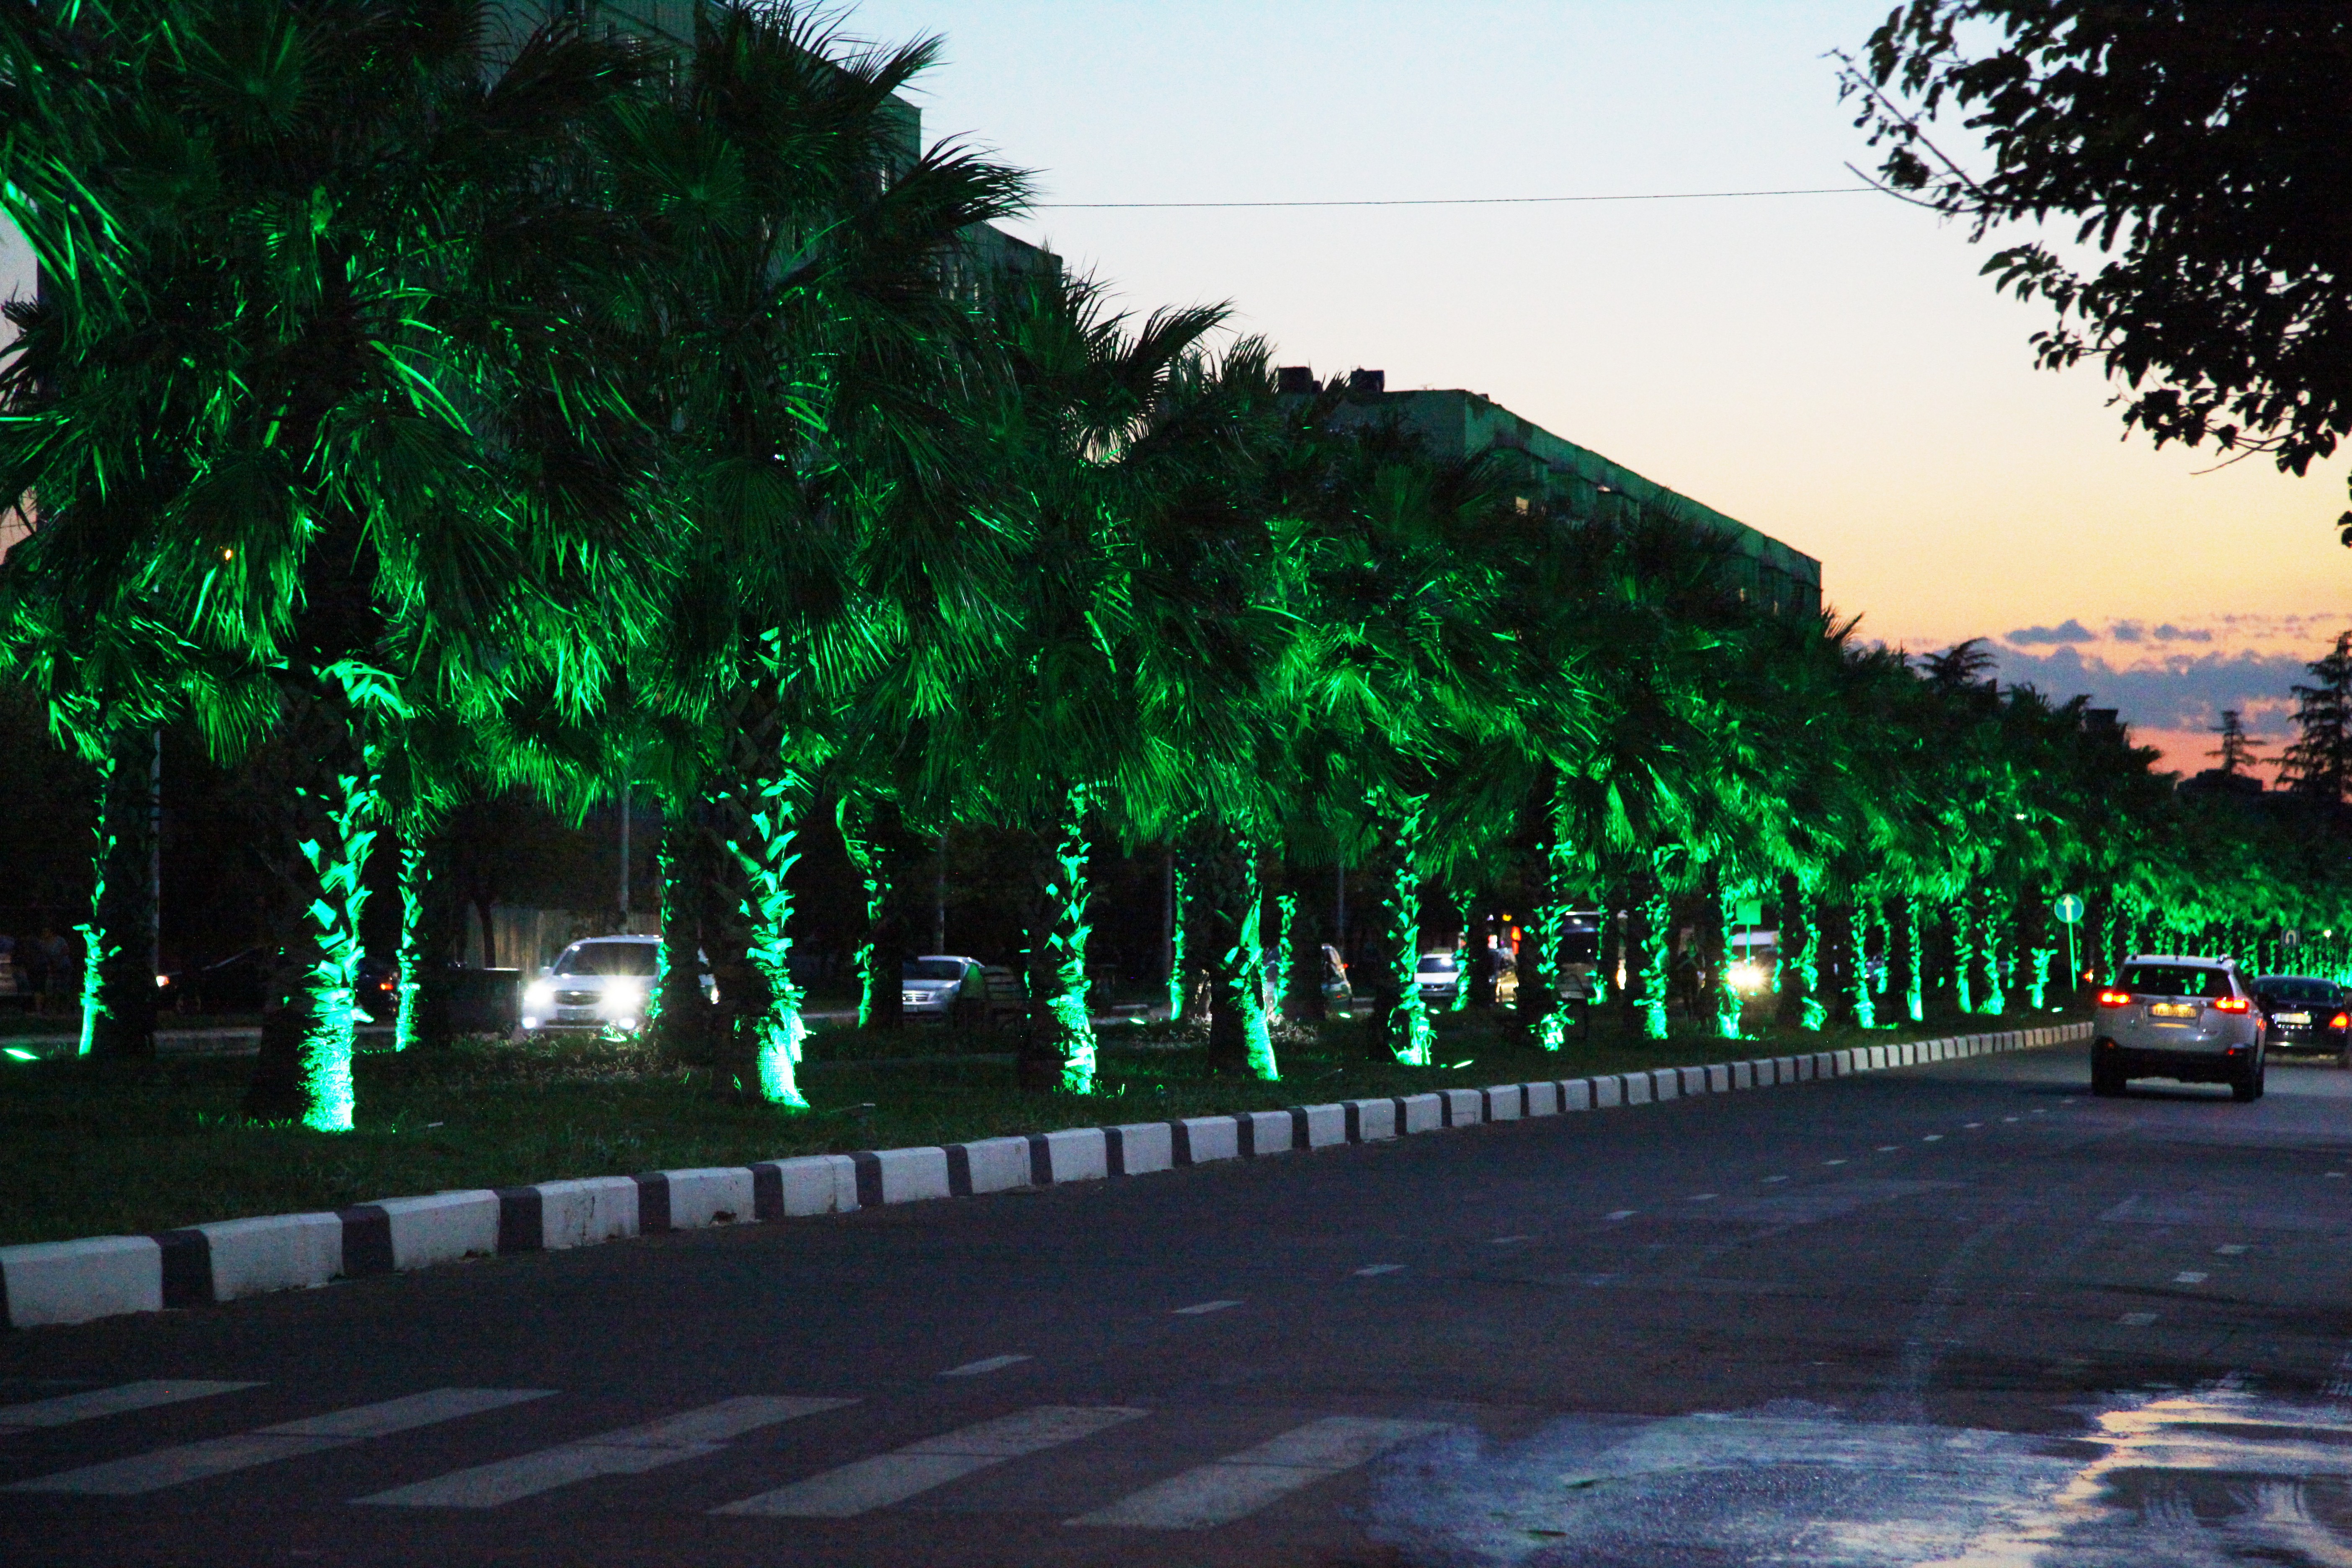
1713, 881, 1743, 1039
1524, 778, 1574, 1048
1370, 795, 1433, 1065
1843, 905, 1875, 1029
1978, 892, 2006, 1014
78, 728, 159, 1059
1266, 889, 1297, 1027
392, 836, 425, 1052
1032, 783, 1098, 1093
1782, 879, 1825, 1032
837, 796, 887, 1029
1166, 858, 1189, 1023
1636, 879, 1671, 1041
1199, 825, 1277, 1081
1902, 893, 1925, 1022
713, 719, 816, 1109
1951, 896, 1976, 1014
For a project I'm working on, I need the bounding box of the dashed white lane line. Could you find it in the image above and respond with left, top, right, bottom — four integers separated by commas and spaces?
1067, 1416, 1449, 1530
2175, 1271, 2210, 1285
1964, 1122, 1983, 1129
1605, 1210, 1637, 1221
1171, 1300, 1243, 1316
1823, 1158, 1849, 1166
940, 1356, 1032, 1378
0, 1380, 263, 1434
2217, 1245, 2249, 1256
2003, 1117, 2020, 1123
1922, 1135, 1944, 1142
1876, 1145, 1900, 1153
9, 1389, 554, 1496
1352, 1264, 1406, 1277
1761, 1176, 1789, 1184
2120, 1312, 2160, 1327
2330, 1172, 2348, 1181
1689, 1194, 1719, 1203
356, 1397, 851, 1508
1489, 1235, 1530, 1245
719, 1406, 1149, 1519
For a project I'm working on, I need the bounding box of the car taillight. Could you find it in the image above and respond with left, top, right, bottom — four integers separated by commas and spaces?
2096, 990, 2133, 1008
2333, 1013, 2348, 1029
2215, 997, 2250, 1013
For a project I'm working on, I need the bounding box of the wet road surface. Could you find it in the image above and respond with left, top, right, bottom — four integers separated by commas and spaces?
8, 1039, 2352, 1566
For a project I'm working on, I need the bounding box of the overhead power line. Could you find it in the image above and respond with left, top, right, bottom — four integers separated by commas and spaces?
1032, 186, 1875, 210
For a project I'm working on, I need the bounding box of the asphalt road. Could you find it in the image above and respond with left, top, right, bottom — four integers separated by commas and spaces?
9, 1041, 2352, 1567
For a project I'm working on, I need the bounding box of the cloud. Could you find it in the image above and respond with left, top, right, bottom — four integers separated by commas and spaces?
2109, 619, 2146, 643
2003, 618, 2097, 645
2152, 623, 2214, 643
1987, 645, 2308, 737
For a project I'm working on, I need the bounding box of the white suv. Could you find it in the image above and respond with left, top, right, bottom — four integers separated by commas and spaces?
2092, 954, 2266, 1101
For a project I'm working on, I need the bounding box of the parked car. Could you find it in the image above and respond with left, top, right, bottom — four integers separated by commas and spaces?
521, 936, 712, 1037
902, 955, 984, 1019
1728, 929, 1778, 993
1319, 944, 1351, 1006
2092, 954, 2266, 1100
1415, 952, 1463, 1004
2252, 974, 2349, 1052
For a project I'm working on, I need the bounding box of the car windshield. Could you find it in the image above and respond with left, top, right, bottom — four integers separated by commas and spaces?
2119, 963, 2231, 999
2258, 978, 2337, 1004
904, 960, 964, 983
1417, 956, 1458, 974
553, 941, 656, 977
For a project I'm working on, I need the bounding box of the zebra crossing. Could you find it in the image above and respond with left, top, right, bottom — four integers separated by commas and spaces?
0, 1377, 1449, 1529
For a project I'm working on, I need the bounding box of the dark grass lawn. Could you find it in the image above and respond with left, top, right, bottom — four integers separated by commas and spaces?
0, 997, 2085, 1246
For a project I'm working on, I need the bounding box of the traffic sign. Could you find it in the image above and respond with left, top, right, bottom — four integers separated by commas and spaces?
1735, 898, 1763, 926
2053, 894, 2085, 926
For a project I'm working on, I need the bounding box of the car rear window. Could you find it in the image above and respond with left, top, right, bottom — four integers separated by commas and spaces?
2258, 978, 2337, 1004
2118, 963, 2231, 999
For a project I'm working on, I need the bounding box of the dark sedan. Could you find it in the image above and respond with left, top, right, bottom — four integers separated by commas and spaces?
2252, 974, 2349, 1052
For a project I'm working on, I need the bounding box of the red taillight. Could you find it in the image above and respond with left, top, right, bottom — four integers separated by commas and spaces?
2096, 990, 2133, 1008
2215, 997, 2250, 1014
2332, 1013, 2348, 1029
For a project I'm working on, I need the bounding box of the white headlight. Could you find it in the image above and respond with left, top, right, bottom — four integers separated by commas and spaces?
606, 981, 646, 1010
525, 980, 555, 1008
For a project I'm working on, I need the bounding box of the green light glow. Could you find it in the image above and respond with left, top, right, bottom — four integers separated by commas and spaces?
1225, 837, 1278, 1081
1377, 797, 1433, 1065
1266, 890, 1297, 1026
1529, 792, 1576, 1050
1713, 882, 1743, 1039
2027, 942, 2054, 1008
1844, 905, 1875, 1030
1977, 892, 2007, 1014
1638, 875, 1670, 1041
1167, 862, 1188, 1023
725, 759, 811, 1112
392, 837, 424, 1052
293, 753, 380, 1133
1902, 894, 1925, 1023
1787, 885, 1825, 1032
1952, 897, 1977, 1015
74, 746, 119, 1059
1449, 893, 1473, 1012
1040, 784, 1099, 1094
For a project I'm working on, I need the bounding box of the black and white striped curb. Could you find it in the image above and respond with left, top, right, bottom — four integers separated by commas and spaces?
0, 1022, 2088, 1330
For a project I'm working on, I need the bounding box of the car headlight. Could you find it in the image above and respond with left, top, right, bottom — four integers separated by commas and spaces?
1729, 961, 1764, 993
525, 980, 555, 1008
605, 981, 645, 1011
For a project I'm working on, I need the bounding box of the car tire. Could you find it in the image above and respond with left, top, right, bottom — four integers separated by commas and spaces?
2231, 1052, 2261, 1103
2091, 1053, 2125, 1097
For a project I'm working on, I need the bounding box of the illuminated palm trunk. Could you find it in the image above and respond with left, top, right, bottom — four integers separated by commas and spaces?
1265, 890, 1297, 1027
1978, 893, 2006, 1014
1785, 884, 1825, 1031
293, 752, 381, 1132
1036, 784, 1099, 1093
1951, 898, 1976, 1014
1166, 860, 1188, 1022
1526, 781, 1575, 1049
1713, 882, 1743, 1039
1871, 902, 1893, 996
1637, 869, 1670, 1041
1902, 893, 1925, 1022
2028, 944, 2053, 1008
392, 837, 425, 1052
838, 799, 886, 1029
1372, 797, 1433, 1065
75, 731, 158, 1058
1843, 906, 1875, 1029
1448, 893, 1474, 1012
722, 758, 812, 1110
1200, 829, 1277, 1082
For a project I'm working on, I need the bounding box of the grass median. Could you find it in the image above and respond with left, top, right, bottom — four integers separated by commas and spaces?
0, 998, 2088, 1247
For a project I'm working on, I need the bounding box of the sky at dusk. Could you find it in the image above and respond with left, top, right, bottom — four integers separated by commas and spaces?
5, 0, 2344, 775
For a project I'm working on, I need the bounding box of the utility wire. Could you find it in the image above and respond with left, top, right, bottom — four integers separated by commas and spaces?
1032, 186, 1873, 210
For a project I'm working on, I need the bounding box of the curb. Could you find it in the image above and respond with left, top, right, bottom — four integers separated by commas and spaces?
0, 1021, 2090, 1330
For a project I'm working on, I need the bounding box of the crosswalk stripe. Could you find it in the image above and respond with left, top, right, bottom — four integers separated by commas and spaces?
0, 1380, 263, 1433
6, 1388, 554, 1496
714, 1405, 1149, 1518
353, 1396, 855, 1508
1066, 1416, 1448, 1529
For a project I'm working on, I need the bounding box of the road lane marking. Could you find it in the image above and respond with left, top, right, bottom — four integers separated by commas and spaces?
2120, 1312, 2160, 1326
1488, 1235, 1529, 1245
1964, 1122, 1983, 1128
716, 1406, 1148, 1518
1823, 1159, 1848, 1166
2175, 1271, 2209, 1284
940, 1356, 1032, 1378
2003, 1117, 2019, 1123
8, 1389, 553, 1496
1876, 1145, 1899, 1153
2217, 1245, 2248, 1255
0, 1381, 262, 1433
1604, 1210, 1636, 1221
1352, 1264, 1406, 1277
1761, 1176, 1789, 1184
1067, 1416, 1448, 1529
2330, 1173, 2347, 1181
1922, 1135, 1944, 1142
1171, 1300, 1242, 1315
354, 1396, 852, 1508
1689, 1194, 1718, 1202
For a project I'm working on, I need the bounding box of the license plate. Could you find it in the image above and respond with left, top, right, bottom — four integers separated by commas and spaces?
2150, 1003, 2197, 1018
2278, 1012, 2311, 1024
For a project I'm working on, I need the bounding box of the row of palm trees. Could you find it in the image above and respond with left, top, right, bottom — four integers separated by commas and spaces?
3, 3, 2342, 1134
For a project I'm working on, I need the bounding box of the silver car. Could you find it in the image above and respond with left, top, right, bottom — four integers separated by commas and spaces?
2092, 954, 2266, 1100
521, 936, 714, 1037
902, 955, 983, 1019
